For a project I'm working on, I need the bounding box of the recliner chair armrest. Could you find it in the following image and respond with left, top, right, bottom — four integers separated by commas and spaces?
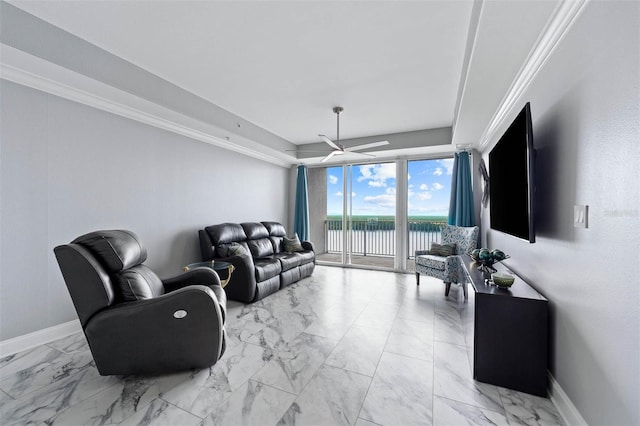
301, 241, 315, 252
162, 268, 221, 292
162, 268, 226, 322
85, 285, 225, 376
415, 250, 430, 256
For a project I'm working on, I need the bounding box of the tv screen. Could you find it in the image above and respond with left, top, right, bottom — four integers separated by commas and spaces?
489, 102, 535, 243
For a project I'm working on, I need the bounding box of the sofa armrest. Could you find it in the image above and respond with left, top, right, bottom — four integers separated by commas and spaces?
85, 285, 224, 375
215, 253, 257, 303
302, 241, 315, 252
415, 250, 430, 256
199, 229, 215, 261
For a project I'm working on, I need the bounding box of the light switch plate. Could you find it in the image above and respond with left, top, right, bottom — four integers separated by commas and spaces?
574, 205, 588, 228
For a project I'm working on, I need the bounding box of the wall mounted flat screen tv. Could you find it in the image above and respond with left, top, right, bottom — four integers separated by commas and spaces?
489, 102, 535, 243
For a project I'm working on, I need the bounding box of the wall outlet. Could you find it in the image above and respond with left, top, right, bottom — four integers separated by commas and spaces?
574, 205, 588, 228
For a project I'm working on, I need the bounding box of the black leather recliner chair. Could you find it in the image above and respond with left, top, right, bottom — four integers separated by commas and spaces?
54, 230, 226, 376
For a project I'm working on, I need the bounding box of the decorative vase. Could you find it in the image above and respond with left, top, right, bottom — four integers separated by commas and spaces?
470, 248, 510, 274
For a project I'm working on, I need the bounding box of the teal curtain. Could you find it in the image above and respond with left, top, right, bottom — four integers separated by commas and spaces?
448, 152, 476, 226
294, 165, 310, 241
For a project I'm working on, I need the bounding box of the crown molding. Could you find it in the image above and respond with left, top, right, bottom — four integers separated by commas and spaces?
0, 44, 295, 168
478, 0, 590, 151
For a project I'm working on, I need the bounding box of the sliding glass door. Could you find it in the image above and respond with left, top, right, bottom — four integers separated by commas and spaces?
323, 162, 397, 268
406, 158, 454, 268
309, 156, 453, 271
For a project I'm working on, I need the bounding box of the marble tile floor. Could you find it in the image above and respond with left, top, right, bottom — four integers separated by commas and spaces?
0, 266, 564, 425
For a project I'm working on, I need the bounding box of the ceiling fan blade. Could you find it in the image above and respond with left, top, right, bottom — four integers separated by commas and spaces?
295, 150, 336, 153
346, 151, 375, 157
320, 150, 346, 163
320, 150, 338, 163
344, 140, 389, 152
319, 134, 342, 151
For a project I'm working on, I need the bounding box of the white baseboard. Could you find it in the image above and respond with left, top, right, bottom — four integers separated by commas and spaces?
0, 320, 82, 357
548, 372, 587, 426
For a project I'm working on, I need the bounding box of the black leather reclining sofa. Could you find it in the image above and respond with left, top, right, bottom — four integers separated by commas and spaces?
199, 222, 315, 303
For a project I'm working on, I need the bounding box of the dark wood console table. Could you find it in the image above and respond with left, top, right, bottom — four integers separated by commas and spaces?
461, 254, 549, 397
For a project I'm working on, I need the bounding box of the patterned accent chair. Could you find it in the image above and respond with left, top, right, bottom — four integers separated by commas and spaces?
414, 225, 479, 299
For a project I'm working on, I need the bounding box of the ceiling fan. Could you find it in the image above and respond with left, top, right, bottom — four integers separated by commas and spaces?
298, 107, 389, 163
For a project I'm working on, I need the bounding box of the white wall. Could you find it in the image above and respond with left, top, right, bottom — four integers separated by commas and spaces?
0, 80, 289, 341
480, 2, 639, 425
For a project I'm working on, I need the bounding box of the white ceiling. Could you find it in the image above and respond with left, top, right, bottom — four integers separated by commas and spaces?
7, 0, 559, 157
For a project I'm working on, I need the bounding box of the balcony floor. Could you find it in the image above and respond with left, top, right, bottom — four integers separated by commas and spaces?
316, 252, 415, 271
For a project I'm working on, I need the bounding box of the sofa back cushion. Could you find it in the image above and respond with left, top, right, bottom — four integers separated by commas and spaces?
269, 236, 284, 254
262, 222, 286, 253
262, 222, 286, 237
205, 223, 248, 258
242, 223, 274, 257
248, 239, 274, 257
241, 222, 269, 239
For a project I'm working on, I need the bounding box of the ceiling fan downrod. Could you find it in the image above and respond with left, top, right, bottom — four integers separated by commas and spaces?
333, 106, 343, 144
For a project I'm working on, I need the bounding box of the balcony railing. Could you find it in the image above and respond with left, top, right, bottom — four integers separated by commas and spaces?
324, 218, 446, 258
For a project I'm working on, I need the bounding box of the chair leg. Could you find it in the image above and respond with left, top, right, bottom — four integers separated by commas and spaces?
415, 272, 420, 286
444, 282, 451, 296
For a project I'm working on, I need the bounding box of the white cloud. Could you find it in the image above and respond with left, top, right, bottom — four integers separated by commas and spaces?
357, 163, 395, 187
417, 192, 432, 201
335, 191, 356, 197
328, 174, 338, 184
419, 184, 428, 190
438, 158, 454, 175
363, 193, 396, 208
433, 167, 443, 176
432, 182, 444, 190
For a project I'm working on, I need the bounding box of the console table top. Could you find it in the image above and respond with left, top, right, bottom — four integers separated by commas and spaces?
461, 254, 547, 301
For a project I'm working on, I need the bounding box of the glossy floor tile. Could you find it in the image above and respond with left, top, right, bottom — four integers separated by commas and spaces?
0, 266, 564, 425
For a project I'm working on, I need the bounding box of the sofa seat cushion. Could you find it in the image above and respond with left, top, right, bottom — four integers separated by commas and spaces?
415, 254, 447, 271
254, 258, 282, 282
297, 250, 315, 263
274, 253, 303, 271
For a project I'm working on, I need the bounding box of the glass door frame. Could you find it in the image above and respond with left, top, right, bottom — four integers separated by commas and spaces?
313, 153, 456, 272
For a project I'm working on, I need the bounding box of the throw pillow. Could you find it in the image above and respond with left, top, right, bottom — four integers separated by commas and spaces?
429, 242, 456, 257
227, 242, 248, 257
283, 234, 304, 252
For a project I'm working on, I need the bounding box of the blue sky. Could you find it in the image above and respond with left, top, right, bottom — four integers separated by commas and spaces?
326, 158, 454, 217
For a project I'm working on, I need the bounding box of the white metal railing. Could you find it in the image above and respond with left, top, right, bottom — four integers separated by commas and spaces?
324, 218, 445, 258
